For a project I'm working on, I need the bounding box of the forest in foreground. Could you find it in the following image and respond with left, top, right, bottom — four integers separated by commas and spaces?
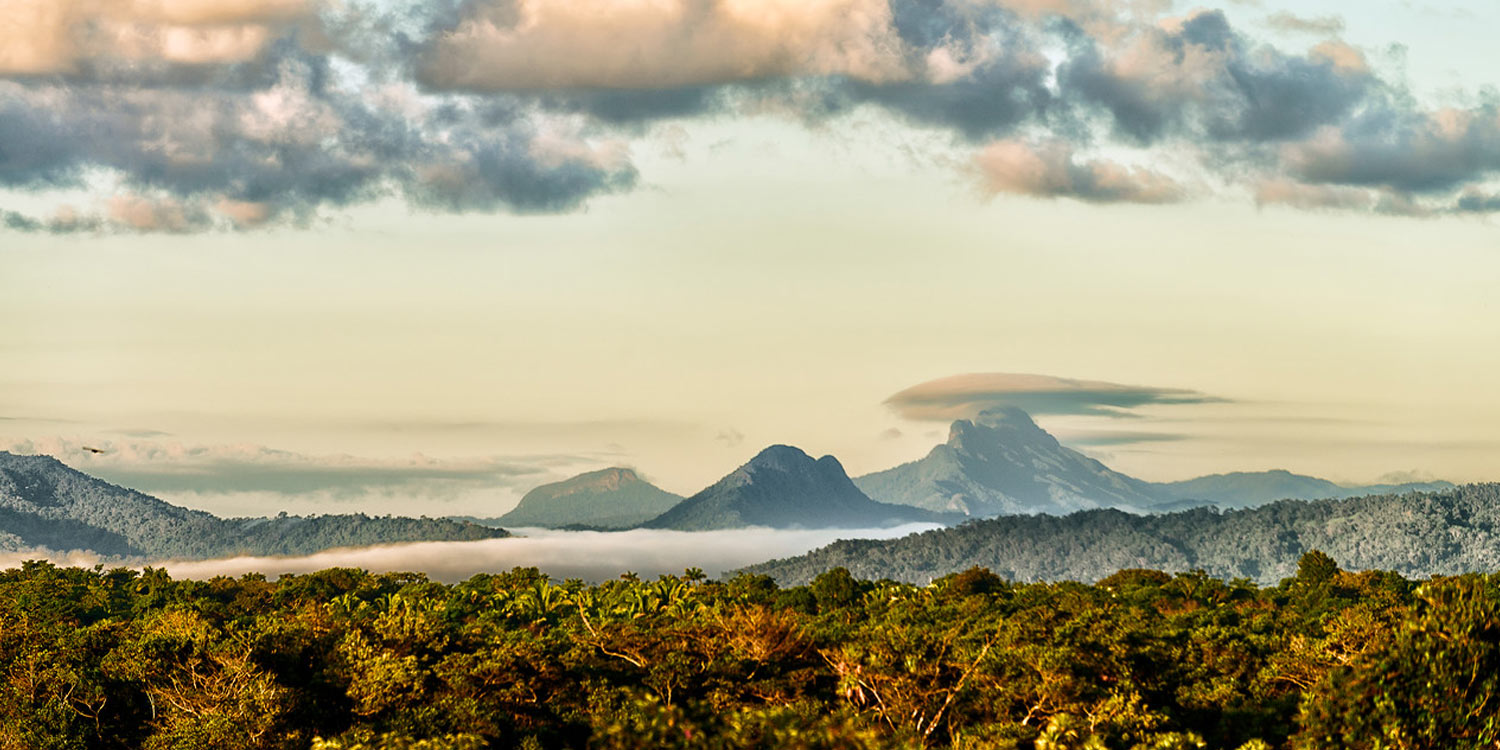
4, 554, 1498, 750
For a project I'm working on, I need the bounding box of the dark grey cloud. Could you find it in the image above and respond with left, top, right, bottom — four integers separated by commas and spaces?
1060, 10, 1372, 144
885, 373, 1226, 421
1283, 102, 1500, 194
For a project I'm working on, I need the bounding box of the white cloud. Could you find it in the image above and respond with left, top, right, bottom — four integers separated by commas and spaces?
975, 139, 1184, 204
3, 525, 943, 583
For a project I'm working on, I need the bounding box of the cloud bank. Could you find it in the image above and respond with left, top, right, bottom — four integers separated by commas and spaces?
0, 435, 598, 516
1, 525, 941, 583
2, 0, 1499, 231
885, 372, 1224, 420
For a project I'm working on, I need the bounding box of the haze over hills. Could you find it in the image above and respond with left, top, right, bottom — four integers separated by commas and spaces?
1155, 470, 1455, 508
477, 467, 682, 529
0, 452, 507, 560
643, 445, 956, 531
854, 407, 1172, 516
743, 483, 1500, 586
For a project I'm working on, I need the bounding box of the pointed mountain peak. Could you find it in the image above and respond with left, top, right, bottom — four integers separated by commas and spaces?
643, 444, 946, 530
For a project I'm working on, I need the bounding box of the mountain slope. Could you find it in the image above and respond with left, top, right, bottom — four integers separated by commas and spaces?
643, 445, 954, 531
855, 407, 1170, 517
1154, 470, 1455, 509
742, 484, 1498, 586
489, 467, 683, 529
0, 452, 508, 559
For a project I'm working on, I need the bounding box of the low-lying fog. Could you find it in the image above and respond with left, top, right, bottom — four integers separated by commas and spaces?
7, 525, 940, 583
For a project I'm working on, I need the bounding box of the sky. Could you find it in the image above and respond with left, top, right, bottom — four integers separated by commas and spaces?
4, 0, 1500, 518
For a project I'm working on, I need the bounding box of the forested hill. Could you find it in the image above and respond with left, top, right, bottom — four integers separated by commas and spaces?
743, 483, 1500, 586
0, 452, 507, 560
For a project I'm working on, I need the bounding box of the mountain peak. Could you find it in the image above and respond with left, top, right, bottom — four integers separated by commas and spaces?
747, 444, 814, 468
947, 407, 1054, 454
974, 405, 1040, 428
496, 467, 681, 529
644, 444, 945, 530
858, 407, 1168, 517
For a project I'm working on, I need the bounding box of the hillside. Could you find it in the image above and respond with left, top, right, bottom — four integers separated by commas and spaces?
854, 407, 1171, 516
742, 483, 1500, 586
642, 445, 954, 530
0, 452, 507, 559
485, 467, 682, 529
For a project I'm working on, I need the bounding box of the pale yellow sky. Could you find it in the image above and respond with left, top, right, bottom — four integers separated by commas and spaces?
6, 0, 1500, 516
4, 114, 1500, 516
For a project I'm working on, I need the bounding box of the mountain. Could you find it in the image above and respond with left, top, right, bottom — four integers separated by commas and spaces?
642, 445, 955, 531
1154, 470, 1455, 509
742, 483, 1497, 586
0, 451, 508, 559
483, 467, 682, 529
854, 407, 1171, 517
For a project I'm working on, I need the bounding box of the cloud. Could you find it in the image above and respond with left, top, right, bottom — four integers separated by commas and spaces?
1264, 12, 1344, 36
974, 138, 1184, 203
418, 0, 910, 92
0, 436, 603, 516
885, 372, 1224, 421
1280, 107, 1500, 194
96, 524, 942, 583
1053, 429, 1189, 446
0, 0, 313, 76
3, 0, 1500, 229
1060, 9, 1372, 144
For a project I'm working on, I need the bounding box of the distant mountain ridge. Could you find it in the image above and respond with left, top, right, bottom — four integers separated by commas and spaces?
742, 483, 1496, 586
643, 445, 955, 531
0, 452, 508, 560
1154, 469, 1454, 508
483, 467, 682, 529
855, 407, 1172, 516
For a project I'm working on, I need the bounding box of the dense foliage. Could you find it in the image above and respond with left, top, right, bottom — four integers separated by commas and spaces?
5, 553, 1500, 749
0, 453, 507, 559
746, 484, 1500, 586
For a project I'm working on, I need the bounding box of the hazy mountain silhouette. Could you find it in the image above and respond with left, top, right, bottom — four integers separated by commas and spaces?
481, 467, 682, 529
643, 445, 956, 531
0, 452, 507, 559
1155, 470, 1454, 508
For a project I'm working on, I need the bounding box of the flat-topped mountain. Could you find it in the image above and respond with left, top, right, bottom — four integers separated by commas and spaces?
1155, 469, 1455, 509
855, 407, 1170, 516
0, 451, 507, 560
642, 445, 954, 531
489, 467, 683, 529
